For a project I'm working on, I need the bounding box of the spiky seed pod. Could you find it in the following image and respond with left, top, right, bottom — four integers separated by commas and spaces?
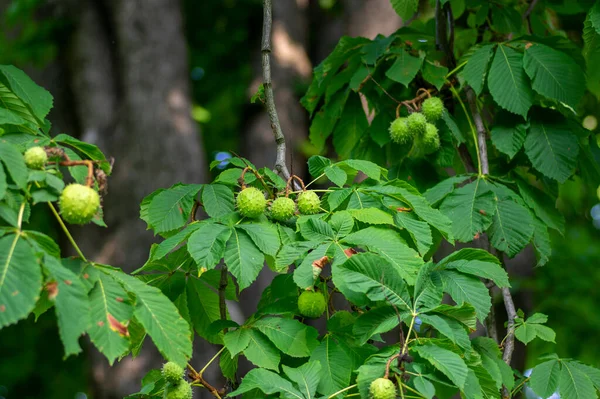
389, 117, 412, 144
369, 378, 397, 399
162, 362, 184, 385
422, 123, 441, 154
236, 187, 267, 218
297, 190, 321, 215
164, 381, 192, 399
270, 197, 296, 221
298, 290, 326, 319
59, 184, 100, 224
421, 96, 445, 122
406, 112, 428, 136
24, 146, 47, 169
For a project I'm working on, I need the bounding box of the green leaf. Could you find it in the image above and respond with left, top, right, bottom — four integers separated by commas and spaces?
532, 217, 552, 266
349, 208, 393, 225
201, 184, 234, 218
23, 230, 61, 259
559, 361, 597, 399
88, 272, 132, 364
143, 184, 202, 234
187, 223, 231, 271
445, 259, 509, 288
390, 0, 419, 19
186, 278, 224, 344
439, 270, 491, 322
386, 50, 424, 87
54, 133, 108, 165
310, 335, 354, 396
330, 211, 354, 239
224, 327, 251, 356
439, 179, 496, 242
583, 17, 600, 97
237, 223, 280, 257
423, 175, 470, 206
334, 252, 412, 309
353, 306, 400, 345
394, 212, 433, 255
487, 44, 533, 117
488, 187, 534, 257
462, 45, 495, 95
414, 376, 435, 399
44, 256, 90, 358
338, 159, 383, 181
419, 313, 471, 350
0, 108, 26, 127
523, 43, 586, 109
0, 65, 53, 122
0, 141, 27, 189
332, 93, 368, 158
150, 222, 202, 261
341, 227, 422, 285
219, 348, 238, 381
0, 82, 39, 131
524, 113, 579, 183
324, 165, 347, 187
490, 112, 527, 159
472, 337, 514, 390
224, 229, 264, 290
229, 368, 304, 399
530, 359, 561, 398
283, 361, 322, 399
517, 180, 564, 233
0, 163, 6, 200
298, 217, 334, 241
307, 155, 332, 178
432, 304, 478, 332
244, 329, 281, 370
413, 344, 469, 390
254, 317, 319, 358
421, 60, 448, 90
293, 243, 331, 290
0, 235, 41, 327
101, 268, 192, 367
514, 313, 556, 344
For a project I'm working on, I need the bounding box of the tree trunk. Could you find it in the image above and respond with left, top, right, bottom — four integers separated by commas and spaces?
59, 0, 206, 397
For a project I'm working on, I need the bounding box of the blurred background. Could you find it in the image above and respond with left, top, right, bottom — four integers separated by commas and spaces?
0, 0, 598, 398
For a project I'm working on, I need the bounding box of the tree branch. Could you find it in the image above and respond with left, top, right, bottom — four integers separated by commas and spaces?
465, 87, 489, 174
501, 285, 517, 365
219, 266, 228, 331
261, 0, 292, 181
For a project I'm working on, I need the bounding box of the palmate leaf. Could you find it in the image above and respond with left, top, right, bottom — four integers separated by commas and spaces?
230, 368, 304, 399
487, 44, 533, 117
88, 272, 133, 364
559, 361, 597, 399
0, 234, 41, 328
439, 178, 496, 242
413, 343, 469, 390
223, 327, 251, 356
253, 317, 319, 358
438, 270, 491, 322
101, 268, 192, 367
523, 43, 586, 109
423, 175, 471, 206
394, 212, 433, 256
224, 228, 265, 290
237, 223, 280, 256
142, 183, 202, 234
43, 256, 90, 358
524, 112, 579, 183
514, 313, 556, 344
309, 335, 355, 396
462, 44, 495, 95
530, 359, 561, 398
333, 252, 412, 310
283, 361, 322, 399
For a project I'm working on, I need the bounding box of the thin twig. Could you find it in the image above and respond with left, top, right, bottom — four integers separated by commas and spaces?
219, 267, 228, 332
465, 87, 489, 175
501, 285, 517, 365
261, 0, 291, 182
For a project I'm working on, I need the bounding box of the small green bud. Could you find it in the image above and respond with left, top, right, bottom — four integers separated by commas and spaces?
236, 187, 267, 218
421, 123, 441, 154
24, 146, 47, 169
407, 112, 427, 136
270, 197, 296, 221
369, 378, 396, 399
59, 184, 100, 224
421, 97, 445, 122
297, 191, 321, 215
164, 381, 192, 399
389, 117, 412, 144
298, 290, 326, 318
162, 362, 184, 385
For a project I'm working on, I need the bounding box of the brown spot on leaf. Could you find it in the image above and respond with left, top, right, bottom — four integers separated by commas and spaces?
312, 256, 330, 270
115, 297, 124, 303
479, 209, 487, 215
83, 273, 89, 279
343, 248, 358, 258
396, 207, 412, 213
12, 291, 19, 296
525, 42, 533, 49
97, 321, 105, 327
46, 281, 59, 300
473, 233, 481, 240
108, 314, 129, 337
64, 280, 72, 286
0, 305, 5, 312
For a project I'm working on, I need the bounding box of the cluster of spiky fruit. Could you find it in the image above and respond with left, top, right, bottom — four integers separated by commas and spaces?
162, 362, 192, 399
389, 96, 444, 156
297, 290, 326, 318
369, 377, 397, 399
236, 187, 321, 221
59, 184, 101, 224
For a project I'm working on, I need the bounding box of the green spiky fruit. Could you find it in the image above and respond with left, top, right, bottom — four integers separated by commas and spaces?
297, 190, 321, 215
421, 97, 444, 122
369, 378, 396, 399
407, 112, 427, 136
164, 381, 192, 399
162, 362, 184, 385
270, 197, 296, 221
236, 187, 267, 218
389, 117, 412, 144
422, 123, 441, 154
59, 184, 100, 224
24, 146, 47, 169
298, 290, 326, 318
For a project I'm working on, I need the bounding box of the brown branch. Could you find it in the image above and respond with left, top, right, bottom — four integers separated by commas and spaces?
59, 160, 95, 187
501, 285, 517, 365
261, 0, 291, 182
465, 87, 489, 174
219, 266, 228, 332
189, 371, 223, 399
523, 0, 539, 34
